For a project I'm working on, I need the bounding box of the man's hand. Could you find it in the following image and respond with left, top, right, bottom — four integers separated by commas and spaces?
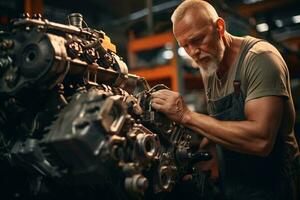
151, 89, 191, 124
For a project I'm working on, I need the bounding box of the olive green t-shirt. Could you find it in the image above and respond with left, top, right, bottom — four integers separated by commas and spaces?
203, 36, 300, 159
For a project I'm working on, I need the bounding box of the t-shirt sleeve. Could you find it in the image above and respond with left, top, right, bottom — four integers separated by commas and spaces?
244, 51, 289, 102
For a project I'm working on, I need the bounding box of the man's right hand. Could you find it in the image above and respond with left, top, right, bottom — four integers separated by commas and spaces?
151, 89, 191, 124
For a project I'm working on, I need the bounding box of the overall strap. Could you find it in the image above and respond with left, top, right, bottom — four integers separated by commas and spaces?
234, 37, 263, 95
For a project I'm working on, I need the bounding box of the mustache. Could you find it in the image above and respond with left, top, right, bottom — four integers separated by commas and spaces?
193, 53, 211, 63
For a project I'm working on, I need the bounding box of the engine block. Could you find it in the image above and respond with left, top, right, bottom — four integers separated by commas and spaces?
0, 13, 211, 200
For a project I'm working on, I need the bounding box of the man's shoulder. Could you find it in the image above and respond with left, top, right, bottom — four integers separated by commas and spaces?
244, 36, 282, 59
240, 36, 287, 74
240, 37, 290, 102
241, 41, 288, 81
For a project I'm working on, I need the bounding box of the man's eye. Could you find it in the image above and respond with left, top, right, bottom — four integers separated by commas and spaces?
193, 37, 203, 43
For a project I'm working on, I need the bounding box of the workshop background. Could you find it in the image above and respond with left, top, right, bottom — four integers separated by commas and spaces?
0, 0, 299, 141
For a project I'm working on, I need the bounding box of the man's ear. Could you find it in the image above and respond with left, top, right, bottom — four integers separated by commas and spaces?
216, 18, 225, 37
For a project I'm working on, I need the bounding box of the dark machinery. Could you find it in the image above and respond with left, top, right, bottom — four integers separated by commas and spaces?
0, 13, 211, 200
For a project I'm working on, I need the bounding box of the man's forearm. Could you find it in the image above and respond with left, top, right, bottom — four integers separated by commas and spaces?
182, 111, 274, 156
151, 90, 282, 156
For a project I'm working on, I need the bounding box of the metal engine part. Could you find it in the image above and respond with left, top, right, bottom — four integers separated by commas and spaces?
0, 14, 211, 200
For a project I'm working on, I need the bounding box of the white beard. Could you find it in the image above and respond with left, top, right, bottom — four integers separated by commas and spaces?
198, 58, 219, 77
198, 41, 225, 77
190, 38, 225, 77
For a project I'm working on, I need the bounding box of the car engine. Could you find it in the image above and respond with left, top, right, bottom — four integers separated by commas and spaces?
0, 13, 211, 200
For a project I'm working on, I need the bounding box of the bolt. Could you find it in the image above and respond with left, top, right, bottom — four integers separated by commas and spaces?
5, 74, 13, 82
33, 13, 42, 20
21, 13, 30, 18
137, 176, 149, 190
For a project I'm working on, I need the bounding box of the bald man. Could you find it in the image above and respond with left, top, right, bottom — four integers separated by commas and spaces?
151, 0, 300, 199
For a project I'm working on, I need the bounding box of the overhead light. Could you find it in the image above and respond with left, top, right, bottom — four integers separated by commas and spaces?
256, 23, 269, 32
275, 19, 283, 27
162, 50, 174, 60
243, 0, 263, 4
292, 15, 300, 24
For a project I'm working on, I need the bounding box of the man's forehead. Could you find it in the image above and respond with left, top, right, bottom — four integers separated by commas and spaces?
174, 17, 211, 41
174, 11, 212, 32
183, 7, 212, 23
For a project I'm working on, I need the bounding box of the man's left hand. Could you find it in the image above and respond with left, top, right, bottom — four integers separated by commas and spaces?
151, 89, 190, 124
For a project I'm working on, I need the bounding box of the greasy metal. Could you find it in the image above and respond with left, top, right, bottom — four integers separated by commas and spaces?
0, 14, 211, 199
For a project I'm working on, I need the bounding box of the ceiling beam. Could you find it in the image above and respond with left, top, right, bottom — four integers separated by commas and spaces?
236, 0, 295, 17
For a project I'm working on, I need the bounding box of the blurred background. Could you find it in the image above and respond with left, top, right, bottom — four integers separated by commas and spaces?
0, 0, 299, 140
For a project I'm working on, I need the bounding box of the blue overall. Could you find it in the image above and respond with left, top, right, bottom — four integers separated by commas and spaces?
206, 38, 299, 200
